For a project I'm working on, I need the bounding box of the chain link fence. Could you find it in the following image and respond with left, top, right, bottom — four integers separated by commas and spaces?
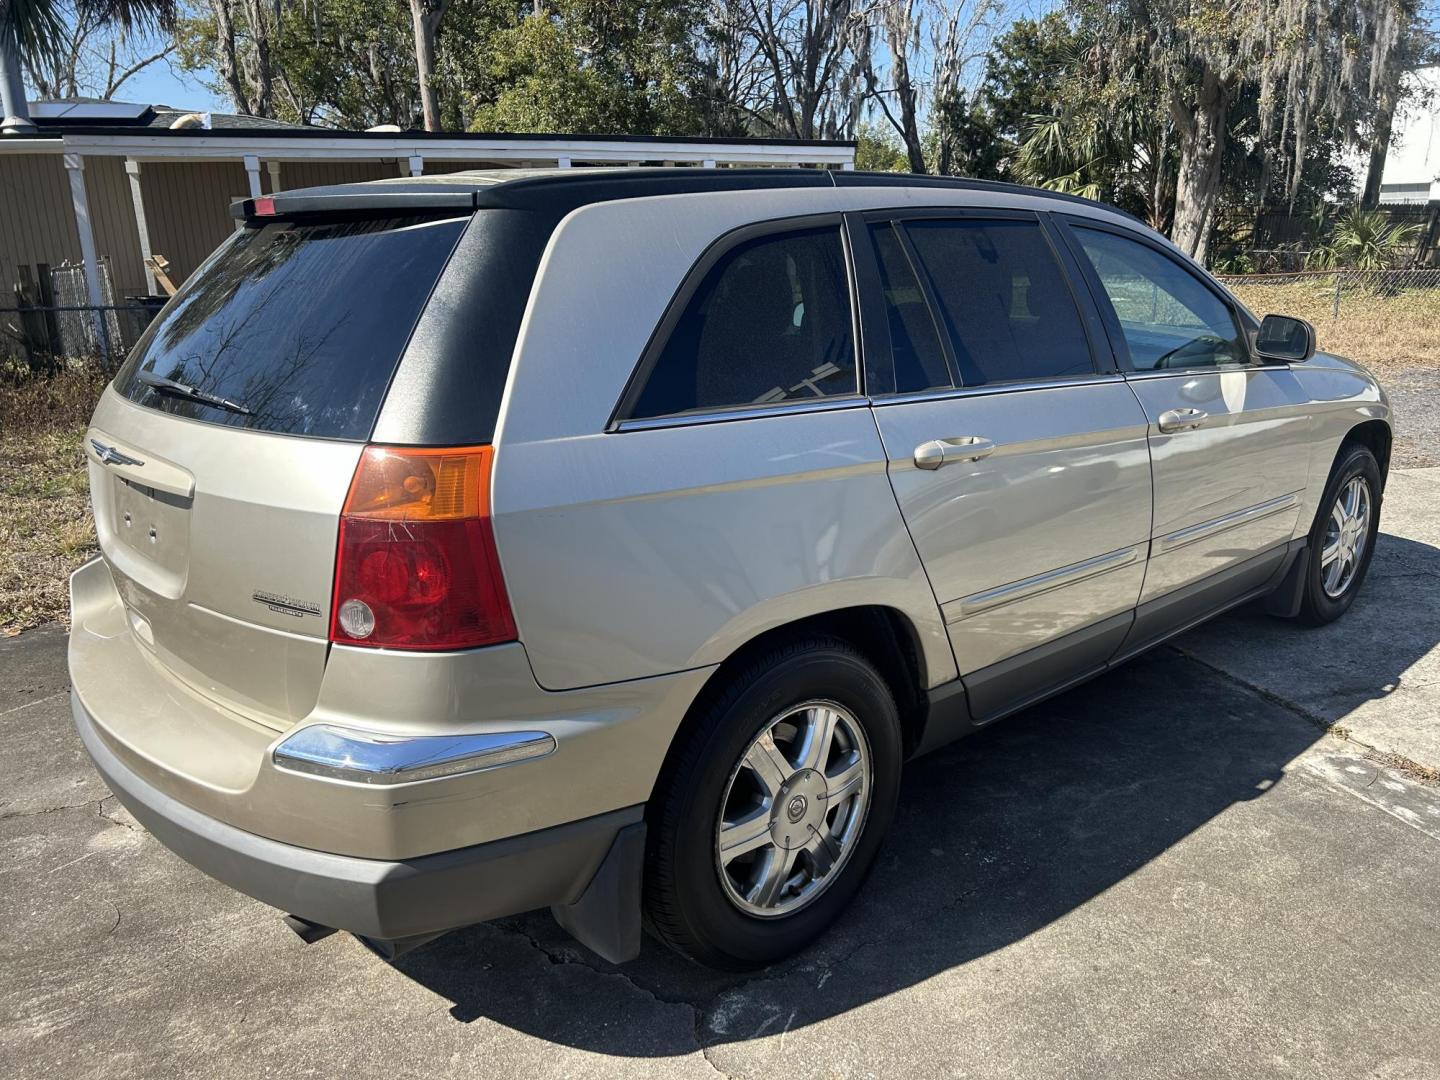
1215, 267, 1440, 318
3, 260, 164, 374
1216, 268, 1440, 370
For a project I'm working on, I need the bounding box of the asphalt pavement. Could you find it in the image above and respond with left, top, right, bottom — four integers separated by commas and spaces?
3, 473, 1439, 1080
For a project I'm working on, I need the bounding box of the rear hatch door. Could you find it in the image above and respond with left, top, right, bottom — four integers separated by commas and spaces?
89, 212, 469, 729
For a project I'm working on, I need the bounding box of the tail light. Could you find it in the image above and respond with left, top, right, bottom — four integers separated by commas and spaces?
330, 445, 516, 651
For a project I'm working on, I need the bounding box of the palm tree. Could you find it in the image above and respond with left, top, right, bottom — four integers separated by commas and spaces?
1, 0, 174, 131
1307, 208, 1423, 272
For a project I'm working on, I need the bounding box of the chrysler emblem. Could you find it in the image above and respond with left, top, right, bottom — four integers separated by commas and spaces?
90, 440, 145, 468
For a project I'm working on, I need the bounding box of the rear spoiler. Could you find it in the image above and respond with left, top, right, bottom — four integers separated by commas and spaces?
231, 188, 483, 222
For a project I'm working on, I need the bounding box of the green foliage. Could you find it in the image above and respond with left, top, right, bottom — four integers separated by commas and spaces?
1000, 14, 1173, 226
1210, 251, 1256, 274
946, 13, 1087, 180
854, 121, 908, 172
175, 0, 436, 127
465, 0, 705, 136
1308, 208, 1423, 270
175, 0, 705, 135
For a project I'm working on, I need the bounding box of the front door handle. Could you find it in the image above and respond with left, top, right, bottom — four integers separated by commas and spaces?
914, 436, 996, 470
1157, 408, 1209, 433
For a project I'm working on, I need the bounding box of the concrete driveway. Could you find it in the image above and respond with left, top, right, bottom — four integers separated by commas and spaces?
4, 471, 1440, 1080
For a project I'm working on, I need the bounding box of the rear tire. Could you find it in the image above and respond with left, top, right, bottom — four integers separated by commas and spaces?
1297, 443, 1381, 626
643, 637, 902, 970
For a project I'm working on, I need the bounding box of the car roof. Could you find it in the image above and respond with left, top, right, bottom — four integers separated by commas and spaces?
233, 166, 1140, 225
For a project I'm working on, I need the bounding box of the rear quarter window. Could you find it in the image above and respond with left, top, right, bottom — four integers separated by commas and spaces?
114, 215, 467, 440
627, 225, 857, 420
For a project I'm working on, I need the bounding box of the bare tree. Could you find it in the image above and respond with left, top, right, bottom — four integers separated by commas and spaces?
23, 12, 175, 99
409, 0, 450, 132
743, 0, 867, 140
699, 0, 775, 134
865, 0, 924, 170
207, 0, 278, 116
858, 0, 996, 174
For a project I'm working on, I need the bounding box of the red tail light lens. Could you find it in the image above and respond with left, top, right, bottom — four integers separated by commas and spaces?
330, 445, 516, 651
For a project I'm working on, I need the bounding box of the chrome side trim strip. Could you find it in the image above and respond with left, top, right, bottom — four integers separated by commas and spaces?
1121, 363, 1292, 381
612, 395, 869, 432
873, 374, 1122, 408
272, 725, 557, 785
944, 545, 1140, 623
1156, 493, 1300, 554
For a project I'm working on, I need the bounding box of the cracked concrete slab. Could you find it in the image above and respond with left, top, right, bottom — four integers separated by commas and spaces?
1173, 468, 1440, 772
4, 493, 1440, 1078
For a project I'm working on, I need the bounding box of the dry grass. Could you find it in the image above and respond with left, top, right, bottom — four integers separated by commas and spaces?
1227, 282, 1440, 375
0, 367, 107, 634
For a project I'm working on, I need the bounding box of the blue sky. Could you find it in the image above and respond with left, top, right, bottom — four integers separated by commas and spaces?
103, 58, 229, 113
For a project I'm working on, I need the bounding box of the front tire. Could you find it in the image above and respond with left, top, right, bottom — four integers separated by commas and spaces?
1297, 443, 1381, 626
643, 637, 902, 970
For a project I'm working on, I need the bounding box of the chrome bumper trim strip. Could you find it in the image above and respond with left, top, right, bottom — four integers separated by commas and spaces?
273, 725, 557, 785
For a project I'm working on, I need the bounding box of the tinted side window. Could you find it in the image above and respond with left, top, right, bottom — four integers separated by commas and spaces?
903, 219, 1093, 387
115, 216, 466, 440
629, 227, 855, 419
1072, 227, 1247, 371
869, 223, 951, 393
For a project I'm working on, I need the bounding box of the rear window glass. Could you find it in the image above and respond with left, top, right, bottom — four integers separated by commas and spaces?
114, 215, 466, 440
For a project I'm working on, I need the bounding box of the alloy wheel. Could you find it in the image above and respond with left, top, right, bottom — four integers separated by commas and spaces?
1321, 475, 1372, 599
714, 700, 873, 918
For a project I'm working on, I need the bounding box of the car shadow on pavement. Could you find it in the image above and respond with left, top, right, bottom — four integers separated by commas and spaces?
1166, 532, 1440, 743
390, 540, 1440, 1060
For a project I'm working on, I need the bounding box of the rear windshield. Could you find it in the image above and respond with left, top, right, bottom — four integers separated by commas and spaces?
114, 215, 466, 440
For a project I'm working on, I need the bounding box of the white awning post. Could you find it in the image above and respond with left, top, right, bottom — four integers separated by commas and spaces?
266, 160, 282, 193
556, 156, 572, 168
124, 158, 157, 294
702, 159, 717, 169
63, 152, 111, 356
407, 154, 424, 177
243, 154, 263, 198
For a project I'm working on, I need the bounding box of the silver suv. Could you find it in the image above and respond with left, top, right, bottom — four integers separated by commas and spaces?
69, 169, 1390, 970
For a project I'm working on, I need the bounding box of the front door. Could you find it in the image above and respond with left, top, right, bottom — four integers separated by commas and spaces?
1058, 218, 1313, 641
860, 212, 1153, 723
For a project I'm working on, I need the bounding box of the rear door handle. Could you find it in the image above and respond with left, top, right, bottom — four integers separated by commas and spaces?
1157, 408, 1209, 433
913, 436, 996, 470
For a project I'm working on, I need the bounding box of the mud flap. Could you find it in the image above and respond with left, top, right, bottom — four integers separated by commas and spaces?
1263, 544, 1310, 618
551, 821, 646, 964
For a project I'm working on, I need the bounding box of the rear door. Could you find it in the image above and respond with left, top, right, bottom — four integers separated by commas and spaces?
1057, 218, 1312, 641
88, 212, 468, 728
860, 210, 1153, 722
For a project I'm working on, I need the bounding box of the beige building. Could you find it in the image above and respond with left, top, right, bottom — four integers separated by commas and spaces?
1, 103, 856, 326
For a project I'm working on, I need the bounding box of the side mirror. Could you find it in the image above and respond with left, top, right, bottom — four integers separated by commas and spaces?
1256, 314, 1316, 363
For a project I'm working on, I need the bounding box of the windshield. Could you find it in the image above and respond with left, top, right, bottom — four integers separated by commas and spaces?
114, 215, 467, 440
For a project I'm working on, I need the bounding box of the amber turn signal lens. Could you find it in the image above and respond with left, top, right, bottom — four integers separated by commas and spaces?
330, 445, 516, 651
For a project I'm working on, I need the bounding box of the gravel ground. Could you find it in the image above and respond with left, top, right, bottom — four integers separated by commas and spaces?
1384, 366, 1440, 468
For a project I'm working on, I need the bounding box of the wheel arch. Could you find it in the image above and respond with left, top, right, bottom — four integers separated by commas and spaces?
648, 605, 935, 807
1340, 418, 1392, 490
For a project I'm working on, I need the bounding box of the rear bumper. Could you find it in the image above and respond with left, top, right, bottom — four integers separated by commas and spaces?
74, 690, 640, 941
67, 555, 710, 860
